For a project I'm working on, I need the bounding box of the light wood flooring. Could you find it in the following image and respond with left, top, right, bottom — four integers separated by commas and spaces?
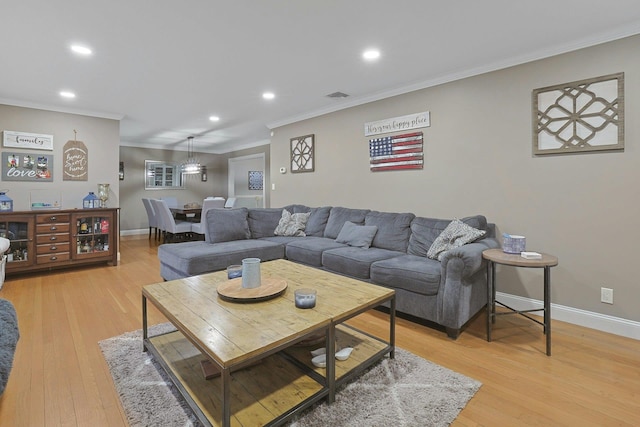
0, 235, 638, 426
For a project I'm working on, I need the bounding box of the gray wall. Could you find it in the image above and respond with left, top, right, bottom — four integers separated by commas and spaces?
0, 104, 120, 210
269, 34, 640, 322
119, 144, 269, 232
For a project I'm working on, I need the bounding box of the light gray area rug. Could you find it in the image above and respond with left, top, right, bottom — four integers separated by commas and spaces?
99, 323, 481, 427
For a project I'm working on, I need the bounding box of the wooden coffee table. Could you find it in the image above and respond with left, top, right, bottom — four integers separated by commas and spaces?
142, 259, 396, 427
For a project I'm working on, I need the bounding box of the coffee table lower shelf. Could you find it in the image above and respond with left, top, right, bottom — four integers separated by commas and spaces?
144, 324, 391, 427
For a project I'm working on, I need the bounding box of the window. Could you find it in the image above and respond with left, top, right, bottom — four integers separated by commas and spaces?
145, 160, 184, 189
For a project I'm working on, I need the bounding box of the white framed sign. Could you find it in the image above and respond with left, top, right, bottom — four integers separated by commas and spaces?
3, 130, 54, 151
364, 111, 430, 137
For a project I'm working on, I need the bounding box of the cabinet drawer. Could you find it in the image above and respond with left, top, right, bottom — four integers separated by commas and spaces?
37, 252, 70, 264
36, 223, 70, 234
36, 233, 70, 244
36, 213, 70, 224
37, 242, 70, 255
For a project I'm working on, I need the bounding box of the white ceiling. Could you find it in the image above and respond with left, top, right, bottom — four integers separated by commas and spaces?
2, 1, 640, 154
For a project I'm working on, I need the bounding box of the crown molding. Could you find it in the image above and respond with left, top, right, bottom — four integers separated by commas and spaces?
268, 24, 640, 130
0, 97, 124, 121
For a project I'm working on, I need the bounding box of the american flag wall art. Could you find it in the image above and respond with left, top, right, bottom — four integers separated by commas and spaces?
369, 132, 423, 172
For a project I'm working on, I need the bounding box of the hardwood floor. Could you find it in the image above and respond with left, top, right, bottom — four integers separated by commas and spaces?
1, 235, 638, 426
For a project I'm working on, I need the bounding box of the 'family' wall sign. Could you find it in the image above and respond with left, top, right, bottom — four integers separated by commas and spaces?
3, 130, 54, 151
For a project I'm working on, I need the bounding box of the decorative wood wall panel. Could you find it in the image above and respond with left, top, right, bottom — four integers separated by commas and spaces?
532, 73, 624, 155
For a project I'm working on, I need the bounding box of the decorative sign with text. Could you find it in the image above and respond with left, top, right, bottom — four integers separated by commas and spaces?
364, 111, 430, 136
63, 140, 88, 181
2, 151, 54, 181
3, 130, 54, 150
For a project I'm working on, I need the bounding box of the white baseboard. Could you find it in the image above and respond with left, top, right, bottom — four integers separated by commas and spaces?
121, 228, 148, 236
497, 292, 640, 341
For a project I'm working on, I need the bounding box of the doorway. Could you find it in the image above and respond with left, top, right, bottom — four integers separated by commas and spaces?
227, 153, 266, 208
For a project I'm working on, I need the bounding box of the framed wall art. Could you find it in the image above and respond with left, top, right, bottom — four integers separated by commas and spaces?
248, 170, 263, 190
533, 72, 624, 155
290, 134, 314, 173
2, 151, 54, 182
369, 132, 424, 172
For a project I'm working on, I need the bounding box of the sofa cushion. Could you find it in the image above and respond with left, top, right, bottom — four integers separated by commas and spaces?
284, 205, 331, 237
207, 207, 250, 243
285, 237, 347, 267
408, 215, 487, 257
426, 219, 485, 261
323, 207, 370, 239
335, 221, 378, 249
322, 247, 404, 280
287, 204, 310, 213
274, 210, 311, 237
158, 240, 284, 278
304, 206, 332, 237
370, 254, 442, 296
365, 211, 415, 252
248, 208, 285, 239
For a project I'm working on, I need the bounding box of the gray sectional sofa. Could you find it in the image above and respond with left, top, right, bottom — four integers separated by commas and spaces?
158, 205, 499, 338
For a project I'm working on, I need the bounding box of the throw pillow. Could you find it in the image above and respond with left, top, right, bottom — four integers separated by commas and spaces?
206, 207, 251, 244
274, 209, 311, 237
426, 218, 485, 261
323, 207, 370, 239
335, 221, 379, 249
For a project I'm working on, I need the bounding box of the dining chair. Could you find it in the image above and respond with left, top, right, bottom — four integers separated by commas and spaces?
151, 199, 193, 243
191, 198, 226, 240
224, 197, 236, 208
142, 198, 160, 240
160, 196, 178, 208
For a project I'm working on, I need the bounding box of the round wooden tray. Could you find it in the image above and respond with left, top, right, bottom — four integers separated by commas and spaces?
217, 277, 288, 303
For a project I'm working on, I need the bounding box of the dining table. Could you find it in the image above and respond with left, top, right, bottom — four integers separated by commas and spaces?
169, 207, 202, 222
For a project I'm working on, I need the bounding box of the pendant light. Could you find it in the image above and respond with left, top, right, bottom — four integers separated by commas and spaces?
181, 136, 202, 175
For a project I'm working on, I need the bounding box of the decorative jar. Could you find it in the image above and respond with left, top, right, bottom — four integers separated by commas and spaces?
503, 234, 526, 254
97, 183, 110, 208
241, 258, 261, 289
227, 265, 242, 279
295, 289, 317, 309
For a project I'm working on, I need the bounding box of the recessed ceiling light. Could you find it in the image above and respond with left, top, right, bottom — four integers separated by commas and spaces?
71, 45, 92, 55
209, 115, 220, 122
262, 92, 275, 100
363, 49, 380, 60
60, 91, 76, 98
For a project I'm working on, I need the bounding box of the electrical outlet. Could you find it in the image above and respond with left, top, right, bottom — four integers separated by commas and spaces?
601, 287, 613, 304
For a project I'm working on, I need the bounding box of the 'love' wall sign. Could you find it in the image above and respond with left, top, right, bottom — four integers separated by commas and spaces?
2, 151, 54, 182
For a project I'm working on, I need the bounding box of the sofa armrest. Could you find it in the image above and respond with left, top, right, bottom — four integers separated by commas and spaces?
439, 237, 500, 278
436, 237, 500, 335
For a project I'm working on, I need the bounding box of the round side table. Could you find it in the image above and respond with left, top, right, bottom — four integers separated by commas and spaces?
482, 248, 558, 356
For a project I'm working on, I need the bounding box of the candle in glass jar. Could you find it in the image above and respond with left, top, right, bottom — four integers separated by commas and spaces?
294, 289, 317, 309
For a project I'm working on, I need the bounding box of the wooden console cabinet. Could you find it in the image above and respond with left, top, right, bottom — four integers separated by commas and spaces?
1, 208, 119, 276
